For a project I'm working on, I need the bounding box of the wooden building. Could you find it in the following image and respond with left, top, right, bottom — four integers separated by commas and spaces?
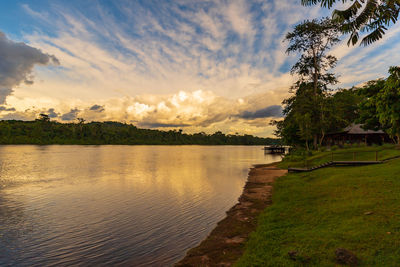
325, 124, 390, 146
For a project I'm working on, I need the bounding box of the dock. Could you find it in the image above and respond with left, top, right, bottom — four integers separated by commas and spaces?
264, 146, 288, 154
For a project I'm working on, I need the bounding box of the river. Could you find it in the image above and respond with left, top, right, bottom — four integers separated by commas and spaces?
0, 145, 280, 266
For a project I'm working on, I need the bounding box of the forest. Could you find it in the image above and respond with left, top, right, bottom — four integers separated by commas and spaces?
0, 118, 278, 145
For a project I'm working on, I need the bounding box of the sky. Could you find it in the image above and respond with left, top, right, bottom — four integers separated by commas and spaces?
0, 0, 400, 137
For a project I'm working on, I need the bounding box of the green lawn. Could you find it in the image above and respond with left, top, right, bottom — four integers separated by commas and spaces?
279, 144, 400, 169
236, 147, 400, 266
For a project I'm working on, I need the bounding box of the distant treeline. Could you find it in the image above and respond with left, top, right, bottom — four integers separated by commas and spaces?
0, 119, 279, 145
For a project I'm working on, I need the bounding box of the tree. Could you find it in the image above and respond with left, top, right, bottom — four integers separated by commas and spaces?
376, 66, 400, 143
302, 0, 400, 46
71, 118, 86, 140
297, 113, 313, 151
330, 88, 361, 126
357, 79, 386, 130
357, 67, 400, 143
286, 18, 340, 96
37, 113, 50, 122
284, 18, 340, 148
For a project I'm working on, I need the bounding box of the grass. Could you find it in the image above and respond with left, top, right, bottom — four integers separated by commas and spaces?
278, 144, 400, 169
236, 146, 400, 266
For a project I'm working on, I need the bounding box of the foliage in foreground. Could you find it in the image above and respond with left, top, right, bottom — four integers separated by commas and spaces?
0, 119, 278, 145
236, 149, 400, 266
301, 0, 400, 46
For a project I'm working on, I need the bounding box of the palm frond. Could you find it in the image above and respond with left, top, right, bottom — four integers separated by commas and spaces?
360, 25, 387, 46
301, 0, 400, 45
333, 0, 363, 21
351, 0, 379, 31
347, 31, 359, 46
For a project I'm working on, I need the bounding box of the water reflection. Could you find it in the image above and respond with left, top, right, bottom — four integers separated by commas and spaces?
0, 145, 279, 266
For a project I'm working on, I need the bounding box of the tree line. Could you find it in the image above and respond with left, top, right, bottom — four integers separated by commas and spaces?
0, 118, 279, 145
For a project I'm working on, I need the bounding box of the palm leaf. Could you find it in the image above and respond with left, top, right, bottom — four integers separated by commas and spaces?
301, 0, 400, 45
333, 0, 363, 21
360, 25, 387, 45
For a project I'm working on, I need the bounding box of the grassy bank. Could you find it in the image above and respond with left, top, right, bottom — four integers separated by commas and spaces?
279, 144, 400, 169
236, 146, 400, 266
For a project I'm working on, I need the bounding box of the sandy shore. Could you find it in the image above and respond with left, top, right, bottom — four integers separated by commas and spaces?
175, 163, 287, 266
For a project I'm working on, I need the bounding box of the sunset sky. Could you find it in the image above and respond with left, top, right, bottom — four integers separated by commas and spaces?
1, 0, 400, 137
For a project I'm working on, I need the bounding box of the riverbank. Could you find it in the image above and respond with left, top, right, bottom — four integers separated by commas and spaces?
175, 163, 287, 266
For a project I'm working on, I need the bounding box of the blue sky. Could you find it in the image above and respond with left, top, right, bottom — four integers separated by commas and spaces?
0, 0, 400, 137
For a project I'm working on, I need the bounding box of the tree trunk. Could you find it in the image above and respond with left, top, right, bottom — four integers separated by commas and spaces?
319, 130, 325, 147
313, 134, 318, 150
319, 101, 324, 147
312, 47, 319, 151
312, 47, 318, 96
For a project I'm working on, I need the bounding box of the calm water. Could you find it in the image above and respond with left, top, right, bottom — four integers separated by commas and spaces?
0, 145, 280, 266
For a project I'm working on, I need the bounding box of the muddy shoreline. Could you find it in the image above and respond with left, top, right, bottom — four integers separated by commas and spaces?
175, 163, 287, 266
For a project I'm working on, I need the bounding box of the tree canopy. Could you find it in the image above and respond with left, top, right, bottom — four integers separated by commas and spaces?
301, 0, 400, 46
375, 66, 400, 142
285, 18, 340, 94
356, 67, 400, 143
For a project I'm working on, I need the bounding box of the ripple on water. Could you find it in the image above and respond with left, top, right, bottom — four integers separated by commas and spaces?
0, 145, 280, 266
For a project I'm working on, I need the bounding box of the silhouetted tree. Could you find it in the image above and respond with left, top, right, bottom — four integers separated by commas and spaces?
284, 18, 340, 148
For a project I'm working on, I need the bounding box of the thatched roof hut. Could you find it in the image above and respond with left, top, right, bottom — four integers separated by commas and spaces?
342, 124, 384, 134
325, 124, 390, 146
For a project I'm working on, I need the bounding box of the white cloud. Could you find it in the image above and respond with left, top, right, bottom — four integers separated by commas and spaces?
3, 1, 399, 137
225, 0, 255, 39
5, 88, 286, 136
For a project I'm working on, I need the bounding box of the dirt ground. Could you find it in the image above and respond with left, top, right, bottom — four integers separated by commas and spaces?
175, 163, 287, 267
